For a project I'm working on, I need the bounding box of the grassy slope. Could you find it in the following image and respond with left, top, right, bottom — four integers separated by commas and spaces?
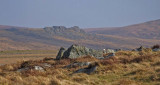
1, 19, 160, 50
0, 27, 159, 50
85, 19, 160, 39
0, 49, 160, 85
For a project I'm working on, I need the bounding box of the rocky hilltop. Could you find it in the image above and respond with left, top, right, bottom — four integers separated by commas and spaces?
44, 26, 87, 40
1, 19, 160, 50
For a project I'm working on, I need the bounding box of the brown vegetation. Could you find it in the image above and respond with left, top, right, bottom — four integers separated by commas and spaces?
0, 48, 160, 85
152, 44, 160, 49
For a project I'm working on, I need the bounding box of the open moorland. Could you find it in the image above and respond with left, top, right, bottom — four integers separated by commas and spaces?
0, 46, 160, 85
0, 50, 57, 65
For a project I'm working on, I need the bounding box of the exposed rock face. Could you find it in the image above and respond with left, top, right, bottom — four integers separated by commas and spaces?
43, 26, 87, 40
56, 47, 66, 60
60, 44, 103, 59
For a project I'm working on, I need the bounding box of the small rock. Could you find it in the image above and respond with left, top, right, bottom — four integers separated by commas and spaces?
42, 63, 51, 67
56, 47, 66, 60
17, 67, 29, 72
17, 66, 44, 72
34, 66, 44, 71
103, 49, 106, 54
115, 49, 122, 52
137, 46, 144, 51
71, 62, 99, 75
104, 53, 115, 58
152, 48, 160, 52
95, 57, 104, 59
106, 49, 116, 53
64, 62, 91, 68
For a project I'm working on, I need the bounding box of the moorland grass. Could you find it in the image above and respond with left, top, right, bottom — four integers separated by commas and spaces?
0, 49, 160, 85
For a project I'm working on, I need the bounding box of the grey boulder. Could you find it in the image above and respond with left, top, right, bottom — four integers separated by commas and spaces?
56, 47, 66, 60
106, 49, 116, 53
56, 44, 103, 59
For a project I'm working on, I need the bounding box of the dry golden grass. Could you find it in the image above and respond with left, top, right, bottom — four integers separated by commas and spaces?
0, 50, 57, 65
0, 49, 160, 85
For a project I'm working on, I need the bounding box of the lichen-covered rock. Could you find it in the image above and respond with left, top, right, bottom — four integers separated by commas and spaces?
106, 49, 116, 53
61, 44, 103, 59
56, 47, 66, 60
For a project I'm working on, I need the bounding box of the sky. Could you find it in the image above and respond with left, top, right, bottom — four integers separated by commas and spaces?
0, 0, 160, 28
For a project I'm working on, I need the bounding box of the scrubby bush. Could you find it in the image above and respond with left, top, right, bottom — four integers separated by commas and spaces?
152, 44, 160, 49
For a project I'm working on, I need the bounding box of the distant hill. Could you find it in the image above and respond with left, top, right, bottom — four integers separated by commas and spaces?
0, 19, 160, 51
85, 19, 160, 39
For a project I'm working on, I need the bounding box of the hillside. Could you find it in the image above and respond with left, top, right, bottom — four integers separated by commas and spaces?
85, 19, 160, 39
0, 20, 160, 51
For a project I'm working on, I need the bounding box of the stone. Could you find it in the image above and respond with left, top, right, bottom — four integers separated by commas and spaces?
106, 49, 116, 53
17, 67, 29, 72
71, 62, 99, 75
115, 49, 122, 52
95, 57, 104, 59
137, 46, 144, 51
103, 49, 106, 54
56, 47, 66, 60
104, 53, 115, 58
42, 63, 51, 67
34, 66, 44, 71
152, 48, 160, 52
17, 66, 44, 72
60, 44, 103, 59
64, 62, 91, 68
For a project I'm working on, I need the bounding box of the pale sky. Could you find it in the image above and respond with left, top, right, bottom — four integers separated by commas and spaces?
0, 0, 160, 28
